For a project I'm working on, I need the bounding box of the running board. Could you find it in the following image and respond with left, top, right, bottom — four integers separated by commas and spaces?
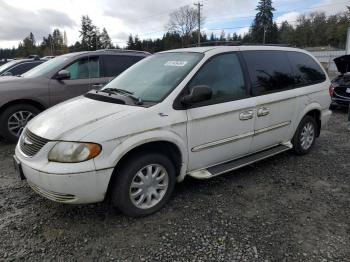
188, 143, 292, 180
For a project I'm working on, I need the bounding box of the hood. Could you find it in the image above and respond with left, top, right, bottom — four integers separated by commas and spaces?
0, 75, 43, 89
27, 96, 143, 141
0, 75, 25, 84
334, 55, 350, 74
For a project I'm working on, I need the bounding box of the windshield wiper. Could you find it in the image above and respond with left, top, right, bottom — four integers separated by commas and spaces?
98, 88, 144, 105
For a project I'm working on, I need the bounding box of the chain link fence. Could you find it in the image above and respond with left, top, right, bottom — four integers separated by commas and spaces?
305, 47, 346, 79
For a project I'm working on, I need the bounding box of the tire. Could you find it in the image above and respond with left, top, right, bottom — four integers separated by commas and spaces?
0, 104, 41, 143
292, 115, 317, 155
111, 152, 176, 217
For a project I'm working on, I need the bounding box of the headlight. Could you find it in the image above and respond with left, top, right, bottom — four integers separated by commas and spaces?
48, 142, 102, 163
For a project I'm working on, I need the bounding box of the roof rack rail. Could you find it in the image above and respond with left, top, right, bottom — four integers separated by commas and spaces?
96, 49, 151, 55
186, 41, 242, 48
186, 42, 292, 48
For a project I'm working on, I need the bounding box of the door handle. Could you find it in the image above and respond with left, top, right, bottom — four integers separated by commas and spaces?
257, 107, 270, 117
239, 110, 253, 120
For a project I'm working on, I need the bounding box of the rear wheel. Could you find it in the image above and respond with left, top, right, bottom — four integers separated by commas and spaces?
0, 104, 40, 143
292, 115, 317, 155
111, 152, 176, 217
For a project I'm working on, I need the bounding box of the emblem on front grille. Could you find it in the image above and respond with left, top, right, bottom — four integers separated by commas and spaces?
23, 136, 33, 146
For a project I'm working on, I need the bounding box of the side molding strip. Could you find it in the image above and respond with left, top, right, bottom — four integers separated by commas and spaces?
254, 121, 291, 135
191, 131, 254, 152
191, 121, 291, 152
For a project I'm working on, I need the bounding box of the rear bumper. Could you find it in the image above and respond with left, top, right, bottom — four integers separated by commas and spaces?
320, 109, 332, 127
331, 97, 349, 107
21, 162, 114, 204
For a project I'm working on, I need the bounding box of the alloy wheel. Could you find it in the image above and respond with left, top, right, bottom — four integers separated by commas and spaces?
7, 111, 35, 137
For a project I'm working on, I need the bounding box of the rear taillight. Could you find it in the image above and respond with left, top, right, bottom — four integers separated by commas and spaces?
329, 84, 335, 97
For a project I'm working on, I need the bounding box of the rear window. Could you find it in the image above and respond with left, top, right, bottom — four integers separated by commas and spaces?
102, 55, 144, 77
242, 50, 295, 96
287, 52, 326, 86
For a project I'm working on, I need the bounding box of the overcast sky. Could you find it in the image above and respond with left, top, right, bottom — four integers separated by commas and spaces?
0, 0, 347, 48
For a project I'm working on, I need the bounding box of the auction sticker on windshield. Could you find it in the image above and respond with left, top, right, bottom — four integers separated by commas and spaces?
164, 61, 188, 67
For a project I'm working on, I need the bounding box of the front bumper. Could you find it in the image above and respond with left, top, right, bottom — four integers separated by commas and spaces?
18, 157, 114, 204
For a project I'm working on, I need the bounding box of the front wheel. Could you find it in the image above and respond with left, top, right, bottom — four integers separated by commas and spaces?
0, 104, 40, 143
292, 115, 317, 155
111, 153, 176, 217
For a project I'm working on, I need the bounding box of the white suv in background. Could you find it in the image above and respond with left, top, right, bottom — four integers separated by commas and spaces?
14, 46, 331, 217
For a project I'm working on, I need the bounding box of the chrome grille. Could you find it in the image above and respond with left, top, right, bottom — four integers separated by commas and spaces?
20, 129, 50, 157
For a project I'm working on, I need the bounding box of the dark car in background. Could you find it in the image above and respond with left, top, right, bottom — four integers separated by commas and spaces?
0, 49, 149, 142
0, 58, 46, 77
330, 55, 350, 109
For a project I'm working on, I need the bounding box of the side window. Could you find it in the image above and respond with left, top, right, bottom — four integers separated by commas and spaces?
8, 62, 42, 75
188, 53, 247, 105
242, 51, 295, 96
64, 56, 100, 80
102, 55, 144, 77
287, 51, 326, 86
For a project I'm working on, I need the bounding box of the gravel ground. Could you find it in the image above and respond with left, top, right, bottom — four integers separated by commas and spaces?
0, 111, 349, 262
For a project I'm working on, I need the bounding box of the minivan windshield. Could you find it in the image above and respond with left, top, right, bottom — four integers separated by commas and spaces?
22, 55, 71, 78
101, 52, 204, 102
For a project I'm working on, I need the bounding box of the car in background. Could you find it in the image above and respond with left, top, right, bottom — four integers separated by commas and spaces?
0, 58, 46, 77
330, 55, 350, 109
42, 56, 55, 60
0, 59, 10, 66
0, 49, 149, 142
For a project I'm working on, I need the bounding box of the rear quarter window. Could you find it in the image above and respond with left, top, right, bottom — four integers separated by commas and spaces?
287, 51, 326, 86
8, 62, 42, 75
102, 55, 144, 77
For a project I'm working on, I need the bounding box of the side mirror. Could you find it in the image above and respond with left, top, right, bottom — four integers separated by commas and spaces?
3, 71, 13, 76
56, 70, 70, 80
181, 85, 212, 105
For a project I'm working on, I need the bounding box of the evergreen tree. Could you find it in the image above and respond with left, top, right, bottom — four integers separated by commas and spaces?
79, 15, 98, 50
127, 34, 135, 49
251, 0, 276, 44
100, 28, 112, 49
22, 32, 37, 56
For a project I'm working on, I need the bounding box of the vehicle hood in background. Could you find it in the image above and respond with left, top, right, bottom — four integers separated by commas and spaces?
334, 55, 350, 74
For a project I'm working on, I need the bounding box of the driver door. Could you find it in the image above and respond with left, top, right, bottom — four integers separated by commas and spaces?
49, 56, 108, 106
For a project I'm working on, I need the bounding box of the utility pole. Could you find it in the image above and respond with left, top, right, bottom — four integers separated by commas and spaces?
346, 27, 350, 54
263, 26, 267, 45
194, 2, 203, 47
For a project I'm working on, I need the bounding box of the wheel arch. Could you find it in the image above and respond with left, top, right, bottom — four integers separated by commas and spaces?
105, 133, 188, 200
295, 103, 322, 137
0, 99, 47, 114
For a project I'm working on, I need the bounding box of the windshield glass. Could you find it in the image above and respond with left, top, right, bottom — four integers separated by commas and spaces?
22, 55, 71, 77
0, 60, 18, 73
101, 52, 204, 102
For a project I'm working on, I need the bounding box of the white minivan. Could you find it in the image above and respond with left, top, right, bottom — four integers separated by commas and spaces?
14, 46, 331, 216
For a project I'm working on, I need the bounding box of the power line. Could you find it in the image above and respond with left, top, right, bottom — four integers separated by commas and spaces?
205, 0, 349, 23
131, 0, 350, 41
